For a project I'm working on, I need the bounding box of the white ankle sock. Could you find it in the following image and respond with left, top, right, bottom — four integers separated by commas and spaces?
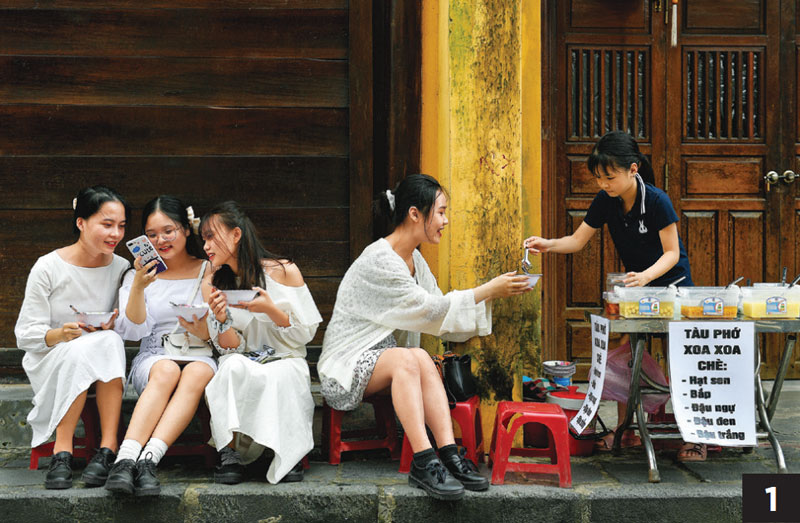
115, 439, 142, 463
139, 438, 168, 465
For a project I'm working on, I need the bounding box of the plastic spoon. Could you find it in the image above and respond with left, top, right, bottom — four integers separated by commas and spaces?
781, 267, 788, 285
726, 276, 744, 288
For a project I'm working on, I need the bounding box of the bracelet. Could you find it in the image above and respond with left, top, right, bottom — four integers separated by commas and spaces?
210, 309, 233, 334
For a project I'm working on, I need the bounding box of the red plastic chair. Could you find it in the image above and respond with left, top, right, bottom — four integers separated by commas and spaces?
30, 396, 100, 470
398, 395, 485, 473
488, 401, 572, 488
322, 395, 401, 465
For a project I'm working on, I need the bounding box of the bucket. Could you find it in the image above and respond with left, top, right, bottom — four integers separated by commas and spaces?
546, 386, 596, 456
542, 360, 576, 387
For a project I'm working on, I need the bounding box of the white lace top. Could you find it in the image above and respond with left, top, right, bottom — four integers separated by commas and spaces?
317, 238, 492, 391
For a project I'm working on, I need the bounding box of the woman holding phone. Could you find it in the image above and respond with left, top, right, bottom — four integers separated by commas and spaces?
105, 196, 216, 496
15, 186, 130, 489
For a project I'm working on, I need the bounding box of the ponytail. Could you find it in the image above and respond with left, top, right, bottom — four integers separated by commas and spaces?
374, 174, 446, 228
588, 131, 657, 187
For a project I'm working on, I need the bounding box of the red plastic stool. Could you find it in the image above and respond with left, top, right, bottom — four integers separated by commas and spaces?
488, 401, 572, 488
163, 401, 216, 468
322, 395, 400, 465
30, 396, 100, 470
398, 395, 485, 473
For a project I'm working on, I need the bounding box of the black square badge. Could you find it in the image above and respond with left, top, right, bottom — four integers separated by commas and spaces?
742, 474, 800, 522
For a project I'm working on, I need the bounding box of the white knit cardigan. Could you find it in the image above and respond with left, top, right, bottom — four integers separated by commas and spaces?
318, 238, 492, 391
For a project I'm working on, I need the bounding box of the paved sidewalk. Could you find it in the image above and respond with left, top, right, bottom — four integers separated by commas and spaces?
0, 384, 796, 523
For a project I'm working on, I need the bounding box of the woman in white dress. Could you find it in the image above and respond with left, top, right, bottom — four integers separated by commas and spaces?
201, 201, 321, 484
105, 196, 216, 496
318, 174, 532, 501
15, 186, 130, 490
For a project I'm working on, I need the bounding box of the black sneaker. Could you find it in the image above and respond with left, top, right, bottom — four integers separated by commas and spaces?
280, 461, 304, 483
408, 457, 464, 501
104, 459, 136, 495
441, 448, 489, 491
44, 451, 73, 490
82, 447, 116, 487
214, 447, 244, 485
134, 457, 160, 496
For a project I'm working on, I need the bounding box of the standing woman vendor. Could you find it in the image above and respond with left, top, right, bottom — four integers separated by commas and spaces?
523, 130, 704, 462
318, 174, 533, 501
201, 201, 322, 485
105, 196, 215, 496
15, 186, 130, 489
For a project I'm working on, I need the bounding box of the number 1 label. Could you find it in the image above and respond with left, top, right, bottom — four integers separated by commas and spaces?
764, 486, 776, 512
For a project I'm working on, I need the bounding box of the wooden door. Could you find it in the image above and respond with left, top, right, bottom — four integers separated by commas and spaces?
543, 0, 797, 377
666, 0, 797, 377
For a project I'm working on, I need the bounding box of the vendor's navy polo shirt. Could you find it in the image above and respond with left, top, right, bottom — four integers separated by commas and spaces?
584, 182, 693, 287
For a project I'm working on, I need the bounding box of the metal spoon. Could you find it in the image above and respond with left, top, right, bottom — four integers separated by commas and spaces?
726, 276, 744, 288
669, 276, 686, 287
521, 249, 532, 275
788, 273, 800, 288
781, 267, 788, 285
69, 304, 82, 314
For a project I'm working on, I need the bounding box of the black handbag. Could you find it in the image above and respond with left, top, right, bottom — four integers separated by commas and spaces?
432, 351, 478, 407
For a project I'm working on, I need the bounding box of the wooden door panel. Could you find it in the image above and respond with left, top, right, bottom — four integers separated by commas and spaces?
684, 0, 765, 33
684, 157, 764, 195
568, 0, 650, 32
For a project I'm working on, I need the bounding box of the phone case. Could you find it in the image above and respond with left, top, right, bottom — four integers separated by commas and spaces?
126, 235, 168, 274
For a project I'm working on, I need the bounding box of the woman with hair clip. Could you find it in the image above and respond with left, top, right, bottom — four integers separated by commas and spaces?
15, 186, 130, 490
105, 196, 215, 496
318, 174, 532, 501
524, 130, 701, 461
201, 201, 321, 485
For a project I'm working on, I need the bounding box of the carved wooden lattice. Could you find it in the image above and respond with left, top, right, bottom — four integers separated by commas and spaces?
684, 48, 764, 140
568, 46, 649, 140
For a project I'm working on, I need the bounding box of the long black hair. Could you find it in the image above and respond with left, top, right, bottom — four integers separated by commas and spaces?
73, 185, 130, 235
200, 201, 287, 290
141, 195, 206, 260
376, 173, 447, 228
587, 131, 656, 186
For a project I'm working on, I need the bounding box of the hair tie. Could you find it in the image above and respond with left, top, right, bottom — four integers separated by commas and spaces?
385, 190, 396, 212
72, 198, 77, 210
186, 206, 201, 235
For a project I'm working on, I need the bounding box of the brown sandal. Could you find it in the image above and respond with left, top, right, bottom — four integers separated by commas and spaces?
594, 429, 642, 452
677, 442, 707, 462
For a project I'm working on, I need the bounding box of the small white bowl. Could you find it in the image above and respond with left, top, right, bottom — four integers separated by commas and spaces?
525, 273, 542, 288
221, 290, 259, 304
170, 303, 209, 321
74, 312, 114, 328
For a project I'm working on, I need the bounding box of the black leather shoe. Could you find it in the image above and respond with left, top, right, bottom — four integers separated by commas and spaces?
280, 461, 304, 483
441, 448, 489, 491
215, 447, 244, 485
408, 457, 464, 501
104, 459, 136, 495
45, 451, 73, 490
82, 447, 116, 487
134, 458, 160, 496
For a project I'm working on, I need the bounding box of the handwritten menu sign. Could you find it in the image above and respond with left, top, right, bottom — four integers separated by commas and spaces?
668, 321, 756, 446
571, 314, 609, 435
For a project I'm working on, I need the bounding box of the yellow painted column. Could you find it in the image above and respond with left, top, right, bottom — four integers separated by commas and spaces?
420, 0, 543, 442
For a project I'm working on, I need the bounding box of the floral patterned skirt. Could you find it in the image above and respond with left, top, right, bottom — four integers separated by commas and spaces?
320, 334, 397, 411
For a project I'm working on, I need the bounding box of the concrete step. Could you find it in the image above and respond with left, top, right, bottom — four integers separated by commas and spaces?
0, 448, 752, 523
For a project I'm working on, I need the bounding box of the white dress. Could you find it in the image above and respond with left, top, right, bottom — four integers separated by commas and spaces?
204, 271, 322, 484
115, 265, 217, 395
14, 251, 130, 447
318, 238, 492, 393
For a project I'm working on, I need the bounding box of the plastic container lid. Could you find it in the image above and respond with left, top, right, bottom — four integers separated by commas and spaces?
546, 386, 585, 411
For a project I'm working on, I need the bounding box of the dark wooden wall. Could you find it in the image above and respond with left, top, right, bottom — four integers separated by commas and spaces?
0, 1, 360, 346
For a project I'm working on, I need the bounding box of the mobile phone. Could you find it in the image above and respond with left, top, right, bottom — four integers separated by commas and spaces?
126, 235, 168, 274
